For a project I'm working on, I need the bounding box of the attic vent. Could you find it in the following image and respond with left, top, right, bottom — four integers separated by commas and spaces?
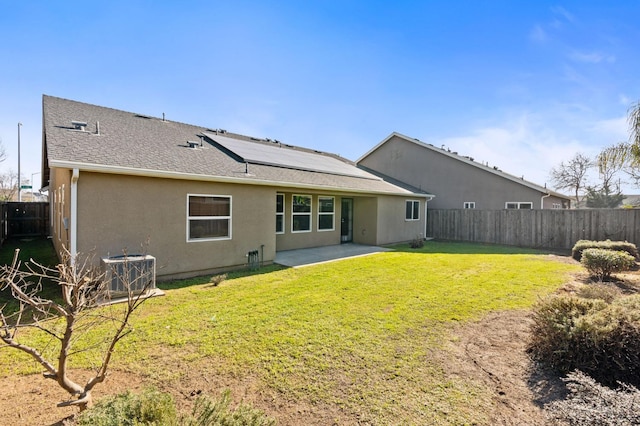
71, 121, 87, 131
135, 114, 152, 119
187, 141, 200, 148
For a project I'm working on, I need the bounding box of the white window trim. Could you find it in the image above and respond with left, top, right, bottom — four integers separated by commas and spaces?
463, 201, 476, 209
186, 193, 232, 242
276, 193, 285, 234
291, 194, 312, 233
405, 200, 420, 221
505, 202, 533, 209
317, 196, 335, 232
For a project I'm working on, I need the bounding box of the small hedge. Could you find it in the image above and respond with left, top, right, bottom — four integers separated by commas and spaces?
572, 239, 638, 261
580, 248, 636, 281
529, 294, 640, 387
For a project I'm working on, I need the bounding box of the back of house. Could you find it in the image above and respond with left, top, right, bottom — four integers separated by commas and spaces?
42, 96, 431, 279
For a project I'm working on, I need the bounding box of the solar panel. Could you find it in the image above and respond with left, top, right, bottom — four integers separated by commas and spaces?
203, 132, 376, 179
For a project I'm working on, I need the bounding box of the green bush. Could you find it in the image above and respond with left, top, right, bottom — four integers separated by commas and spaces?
580, 248, 636, 280
77, 388, 275, 426
546, 370, 640, 425
409, 235, 424, 249
571, 239, 638, 261
76, 387, 177, 425
529, 294, 640, 387
184, 390, 275, 426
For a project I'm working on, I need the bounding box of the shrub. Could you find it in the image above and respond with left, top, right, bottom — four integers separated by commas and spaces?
580, 248, 636, 281
529, 294, 640, 387
572, 239, 638, 261
546, 370, 640, 425
76, 387, 177, 425
210, 273, 228, 287
409, 234, 424, 249
576, 283, 621, 303
183, 389, 275, 426
78, 388, 275, 426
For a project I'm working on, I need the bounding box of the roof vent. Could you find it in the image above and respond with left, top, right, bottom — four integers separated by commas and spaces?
187, 141, 200, 149
71, 121, 87, 131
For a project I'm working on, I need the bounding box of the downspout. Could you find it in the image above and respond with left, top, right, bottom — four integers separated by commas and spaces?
541, 193, 551, 209
70, 169, 79, 263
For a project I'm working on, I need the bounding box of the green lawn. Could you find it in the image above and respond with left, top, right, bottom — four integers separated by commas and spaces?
0, 240, 579, 424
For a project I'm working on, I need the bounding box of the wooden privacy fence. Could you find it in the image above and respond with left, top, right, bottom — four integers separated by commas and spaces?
426, 209, 640, 251
1, 202, 50, 244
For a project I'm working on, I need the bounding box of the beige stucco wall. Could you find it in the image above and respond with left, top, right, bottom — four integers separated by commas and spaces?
352, 197, 378, 245
52, 169, 428, 279
376, 195, 426, 245
75, 172, 276, 279
361, 136, 567, 210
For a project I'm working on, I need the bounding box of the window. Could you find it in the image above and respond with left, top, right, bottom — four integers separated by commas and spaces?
276, 193, 285, 234
506, 202, 533, 210
318, 196, 335, 231
405, 200, 420, 220
463, 202, 476, 209
552, 203, 562, 209
187, 195, 231, 241
292, 195, 312, 232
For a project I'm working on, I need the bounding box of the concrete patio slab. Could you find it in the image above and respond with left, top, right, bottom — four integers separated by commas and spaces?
274, 244, 391, 268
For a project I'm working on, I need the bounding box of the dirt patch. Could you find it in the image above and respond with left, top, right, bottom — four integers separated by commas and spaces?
442, 310, 565, 425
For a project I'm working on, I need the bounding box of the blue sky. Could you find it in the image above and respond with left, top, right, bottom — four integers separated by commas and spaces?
1, 1, 639, 193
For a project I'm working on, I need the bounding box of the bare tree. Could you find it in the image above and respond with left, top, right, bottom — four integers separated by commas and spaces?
0, 138, 6, 164
0, 170, 19, 201
0, 249, 153, 411
549, 153, 593, 204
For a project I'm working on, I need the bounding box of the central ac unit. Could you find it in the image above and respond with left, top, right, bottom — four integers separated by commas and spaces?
101, 254, 156, 297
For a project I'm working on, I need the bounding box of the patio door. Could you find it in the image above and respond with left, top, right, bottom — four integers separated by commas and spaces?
341, 198, 353, 243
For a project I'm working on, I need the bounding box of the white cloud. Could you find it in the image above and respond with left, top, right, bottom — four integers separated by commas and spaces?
550, 6, 576, 25
589, 115, 628, 143
432, 112, 608, 193
619, 94, 631, 106
569, 50, 616, 64
529, 24, 548, 43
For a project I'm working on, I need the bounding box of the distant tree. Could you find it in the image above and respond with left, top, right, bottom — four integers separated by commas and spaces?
0, 170, 19, 201
549, 153, 593, 204
587, 148, 626, 208
584, 183, 626, 208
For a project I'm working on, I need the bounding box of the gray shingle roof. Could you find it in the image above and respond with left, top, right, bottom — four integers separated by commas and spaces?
43, 96, 429, 196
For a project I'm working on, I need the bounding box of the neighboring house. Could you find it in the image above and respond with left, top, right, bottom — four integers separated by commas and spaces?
357, 132, 571, 210
42, 96, 432, 279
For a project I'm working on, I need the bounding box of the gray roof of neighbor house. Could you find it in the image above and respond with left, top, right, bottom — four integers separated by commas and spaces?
357, 132, 571, 200
42, 96, 431, 197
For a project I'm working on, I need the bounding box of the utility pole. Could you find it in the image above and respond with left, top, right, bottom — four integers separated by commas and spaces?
17, 122, 22, 202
